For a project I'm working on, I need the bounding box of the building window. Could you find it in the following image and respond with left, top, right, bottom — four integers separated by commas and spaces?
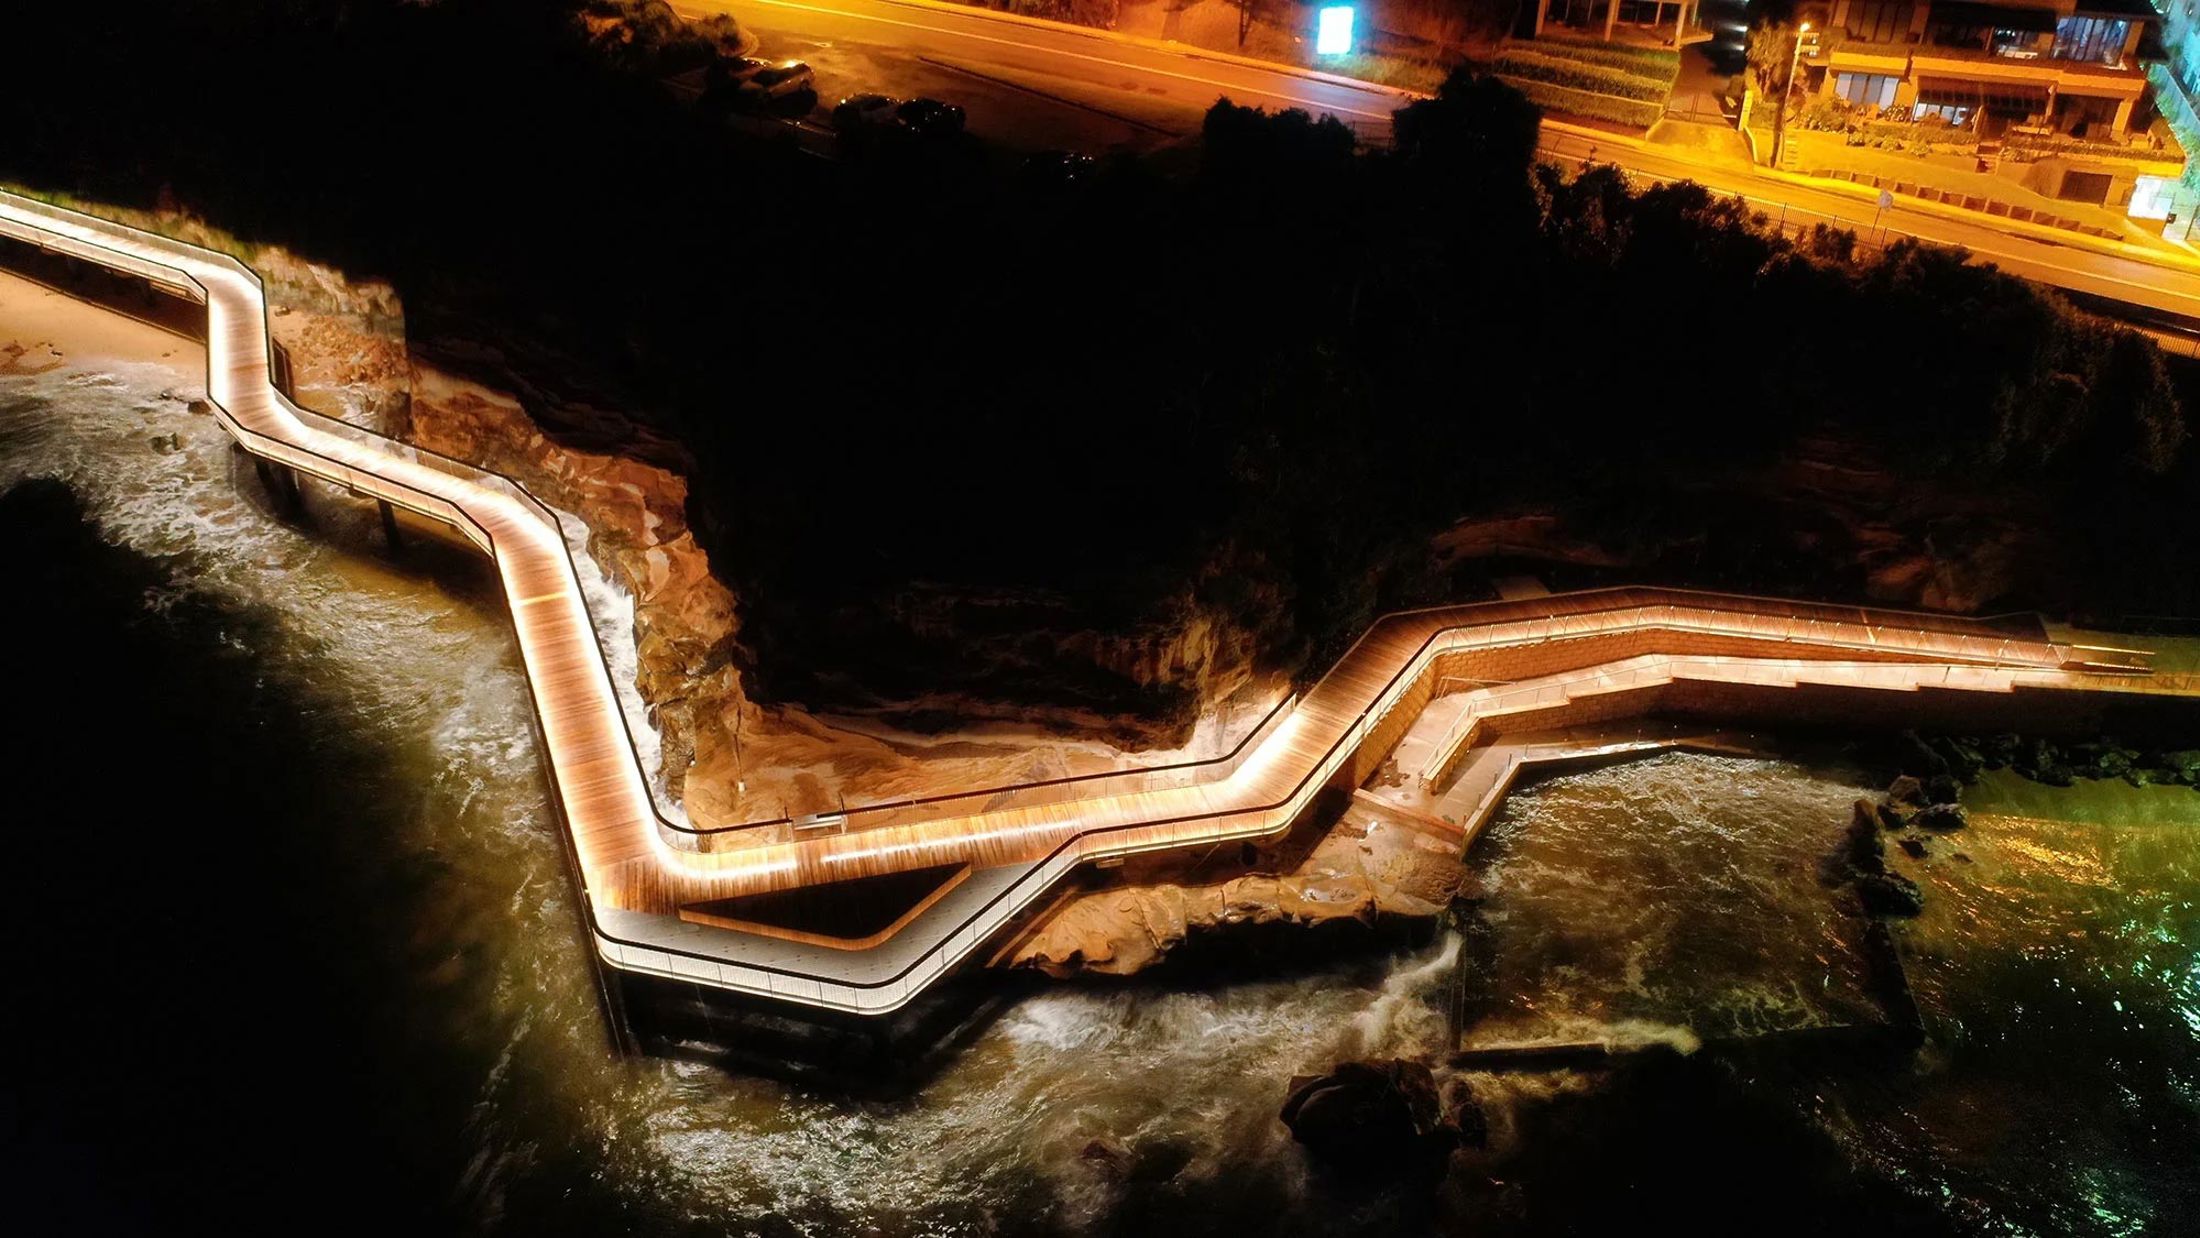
2053, 16, 2129, 65
1835, 72, 1901, 106
1842, 0, 1914, 42
1927, 17, 1992, 48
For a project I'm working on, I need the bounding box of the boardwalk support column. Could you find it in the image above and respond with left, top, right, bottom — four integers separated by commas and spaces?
250, 456, 301, 515
377, 498, 404, 552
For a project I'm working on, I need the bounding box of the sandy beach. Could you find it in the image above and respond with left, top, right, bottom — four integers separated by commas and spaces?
0, 267, 203, 388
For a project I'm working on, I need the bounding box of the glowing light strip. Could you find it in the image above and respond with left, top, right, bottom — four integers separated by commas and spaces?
4, 189, 2171, 1016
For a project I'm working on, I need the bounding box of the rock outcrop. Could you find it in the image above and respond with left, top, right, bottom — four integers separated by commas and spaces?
1280, 1059, 1460, 1176
1006, 799, 1466, 976
399, 362, 740, 798
1841, 796, 1923, 918
243, 248, 1279, 829
1892, 730, 2200, 793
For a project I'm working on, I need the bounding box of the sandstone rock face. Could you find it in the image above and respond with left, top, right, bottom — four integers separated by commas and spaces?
269, 304, 410, 430
1006, 800, 1466, 977
403, 361, 739, 798
242, 233, 1295, 838
804, 581, 1270, 751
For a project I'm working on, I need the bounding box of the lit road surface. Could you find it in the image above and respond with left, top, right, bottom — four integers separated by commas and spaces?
1538, 130, 2200, 326
686, 0, 1403, 123
698, 0, 2200, 323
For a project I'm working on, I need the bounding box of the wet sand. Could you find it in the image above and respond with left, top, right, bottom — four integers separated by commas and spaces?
0, 267, 204, 383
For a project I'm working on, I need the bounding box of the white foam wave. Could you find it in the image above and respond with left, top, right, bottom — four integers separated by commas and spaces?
554, 509, 691, 829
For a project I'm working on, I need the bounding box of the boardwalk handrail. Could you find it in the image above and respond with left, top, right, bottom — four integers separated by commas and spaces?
4, 187, 2174, 1016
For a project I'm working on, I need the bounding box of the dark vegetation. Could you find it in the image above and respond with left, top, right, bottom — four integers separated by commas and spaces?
8, 0, 2197, 722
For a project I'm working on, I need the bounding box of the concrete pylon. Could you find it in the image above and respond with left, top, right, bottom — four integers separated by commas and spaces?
377, 498, 404, 553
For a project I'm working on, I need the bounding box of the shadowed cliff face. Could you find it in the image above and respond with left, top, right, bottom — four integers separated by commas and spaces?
8, 2, 2197, 754
249, 281, 1279, 825
229, 242, 2166, 832
10, 0, 2193, 833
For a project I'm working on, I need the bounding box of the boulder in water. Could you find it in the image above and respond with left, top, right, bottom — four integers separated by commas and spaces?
1896, 730, 1950, 780
1846, 801, 1887, 874
1857, 870, 1924, 917
1915, 803, 1966, 831
2159, 750, 2200, 787
1887, 775, 1925, 805
1450, 1094, 1489, 1149
1280, 1059, 1456, 1174
2073, 742, 2138, 784
1923, 773, 1963, 806
1898, 836, 1929, 860
1979, 733, 2022, 770
1927, 734, 1987, 781
2014, 737, 2076, 786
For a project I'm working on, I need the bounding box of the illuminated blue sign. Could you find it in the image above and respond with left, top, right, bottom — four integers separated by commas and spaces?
1315, 5, 1354, 56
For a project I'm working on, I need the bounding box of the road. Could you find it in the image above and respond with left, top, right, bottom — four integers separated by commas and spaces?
685, 0, 1400, 140
1539, 129, 2200, 327
692, 0, 2200, 324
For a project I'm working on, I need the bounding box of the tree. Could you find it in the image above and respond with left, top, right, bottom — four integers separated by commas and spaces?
1393, 69, 1543, 183
1747, 19, 1798, 101
1200, 98, 1358, 196
1221, 0, 1262, 47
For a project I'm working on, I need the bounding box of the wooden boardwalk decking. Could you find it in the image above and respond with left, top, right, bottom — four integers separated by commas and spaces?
5, 189, 2189, 1016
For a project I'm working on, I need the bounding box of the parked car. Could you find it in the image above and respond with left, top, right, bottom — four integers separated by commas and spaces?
831, 93, 903, 132
705, 56, 764, 87
894, 97, 965, 137
702, 58, 815, 116
738, 60, 815, 108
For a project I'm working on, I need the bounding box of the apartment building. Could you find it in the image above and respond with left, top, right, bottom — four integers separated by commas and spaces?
1803, 0, 2183, 208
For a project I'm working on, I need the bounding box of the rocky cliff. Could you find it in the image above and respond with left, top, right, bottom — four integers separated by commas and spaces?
241, 243, 1273, 833
1431, 431, 2047, 615
1005, 796, 1470, 976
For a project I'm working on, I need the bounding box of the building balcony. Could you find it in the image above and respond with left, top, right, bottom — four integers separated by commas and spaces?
1908, 45, 2149, 96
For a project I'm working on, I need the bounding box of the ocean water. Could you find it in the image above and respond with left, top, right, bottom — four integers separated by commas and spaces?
2, 356, 2196, 1236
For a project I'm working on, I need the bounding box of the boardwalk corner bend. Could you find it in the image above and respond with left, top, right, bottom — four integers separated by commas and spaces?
3, 189, 2188, 1019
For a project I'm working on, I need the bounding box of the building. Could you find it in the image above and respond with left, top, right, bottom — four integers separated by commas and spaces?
2152, 0, 2200, 226
1531, 0, 1715, 47
1802, 0, 2185, 210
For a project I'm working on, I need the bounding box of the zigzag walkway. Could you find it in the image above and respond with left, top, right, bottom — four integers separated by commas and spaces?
2, 189, 2180, 1015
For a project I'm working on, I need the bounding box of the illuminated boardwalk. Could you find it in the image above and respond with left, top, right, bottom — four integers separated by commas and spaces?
3, 190, 2187, 1015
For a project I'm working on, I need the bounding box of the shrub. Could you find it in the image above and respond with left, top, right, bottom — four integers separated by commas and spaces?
1516, 33, 1682, 82
1496, 76, 1664, 129
1494, 50, 1671, 103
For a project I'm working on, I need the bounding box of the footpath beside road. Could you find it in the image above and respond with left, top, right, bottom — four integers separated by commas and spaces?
697, 0, 2200, 321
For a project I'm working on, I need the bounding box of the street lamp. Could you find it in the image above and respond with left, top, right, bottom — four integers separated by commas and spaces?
1772, 21, 1817, 170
